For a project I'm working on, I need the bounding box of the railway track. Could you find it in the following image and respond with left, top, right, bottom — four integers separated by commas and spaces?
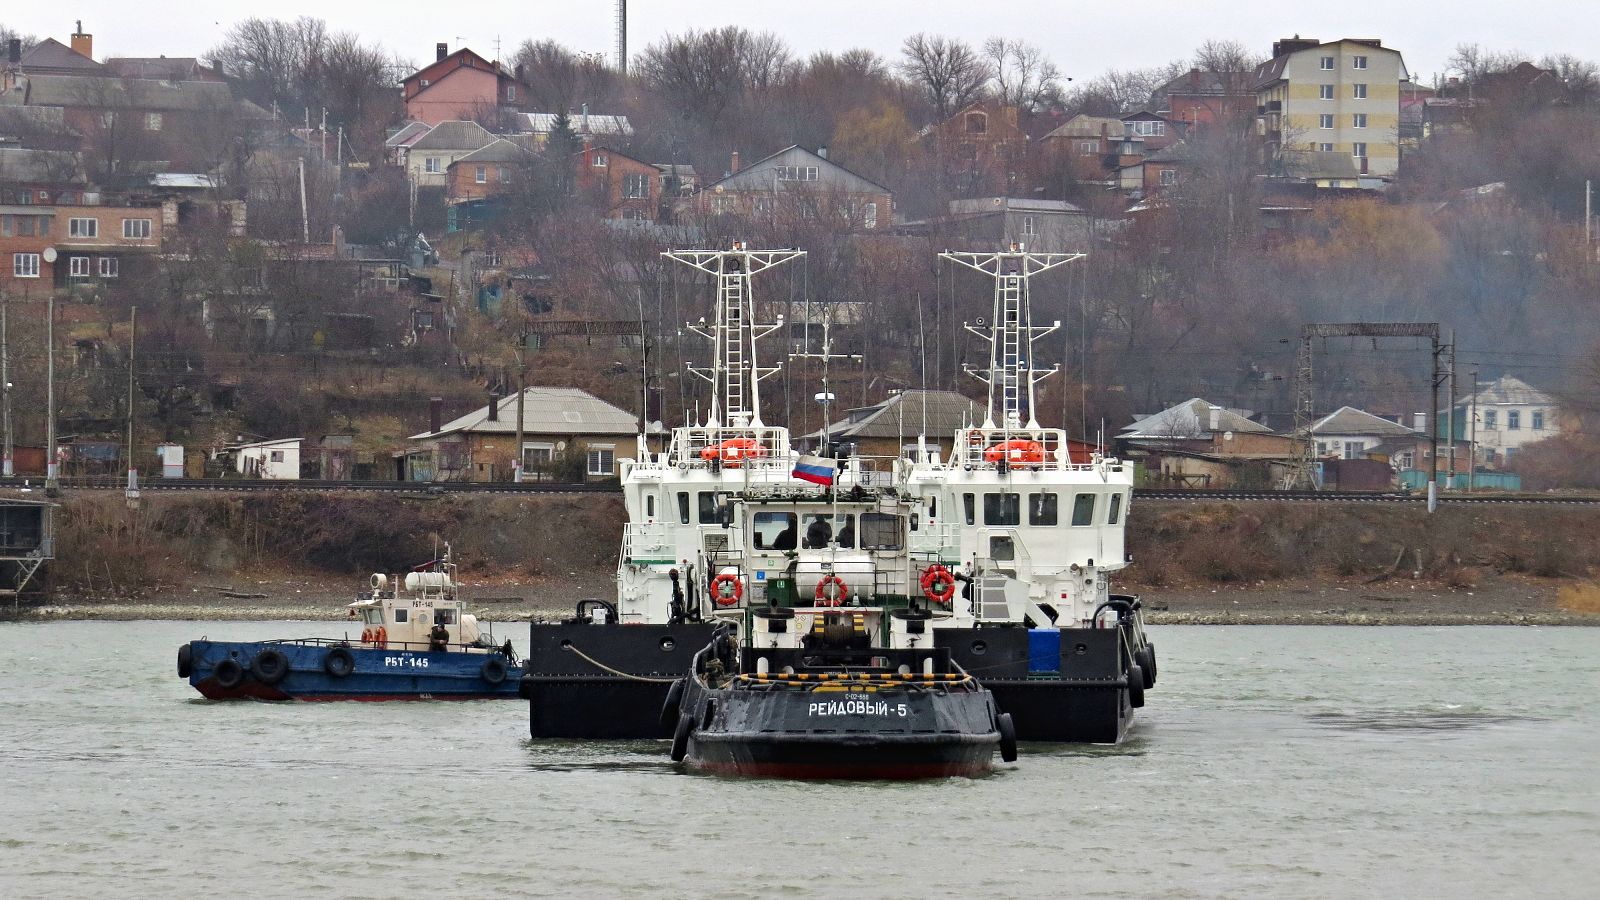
5, 479, 1597, 506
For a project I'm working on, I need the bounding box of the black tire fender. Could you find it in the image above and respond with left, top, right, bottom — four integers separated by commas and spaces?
670, 713, 694, 762
1144, 642, 1158, 684
997, 712, 1018, 763
177, 643, 193, 678
251, 649, 290, 685
518, 673, 535, 700
660, 678, 686, 730
1127, 664, 1145, 708
480, 656, 508, 685
323, 647, 355, 678
213, 657, 245, 690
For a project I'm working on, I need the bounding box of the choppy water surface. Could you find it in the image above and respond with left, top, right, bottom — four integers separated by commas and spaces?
1, 622, 1595, 899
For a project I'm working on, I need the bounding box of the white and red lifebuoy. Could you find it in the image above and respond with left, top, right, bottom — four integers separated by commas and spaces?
815, 575, 849, 607
709, 573, 744, 607
920, 564, 956, 606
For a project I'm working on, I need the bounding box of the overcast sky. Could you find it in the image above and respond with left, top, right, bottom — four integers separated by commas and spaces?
8, 1, 1588, 85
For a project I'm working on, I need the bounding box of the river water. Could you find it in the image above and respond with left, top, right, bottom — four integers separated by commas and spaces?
1, 621, 1594, 899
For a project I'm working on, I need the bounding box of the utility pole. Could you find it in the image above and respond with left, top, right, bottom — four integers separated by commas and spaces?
126, 306, 139, 499
298, 157, 310, 244
1469, 369, 1479, 493
1, 292, 11, 477
45, 291, 57, 491
513, 356, 526, 483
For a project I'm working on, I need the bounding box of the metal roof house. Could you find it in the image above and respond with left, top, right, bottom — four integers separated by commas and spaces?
405, 387, 640, 482
1308, 406, 1419, 459
800, 390, 986, 460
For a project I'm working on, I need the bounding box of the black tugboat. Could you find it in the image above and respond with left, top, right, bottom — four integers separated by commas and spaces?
666, 611, 1013, 779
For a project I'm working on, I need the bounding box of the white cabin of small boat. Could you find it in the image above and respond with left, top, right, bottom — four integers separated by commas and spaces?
346, 568, 492, 652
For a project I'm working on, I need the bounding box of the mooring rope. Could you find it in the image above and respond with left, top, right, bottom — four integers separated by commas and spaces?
561, 643, 680, 683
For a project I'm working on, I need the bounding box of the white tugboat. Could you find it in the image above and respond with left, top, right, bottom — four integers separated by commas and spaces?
897, 246, 1156, 742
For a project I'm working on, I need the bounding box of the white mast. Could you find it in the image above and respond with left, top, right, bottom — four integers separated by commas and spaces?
664, 243, 802, 428
941, 246, 1081, 431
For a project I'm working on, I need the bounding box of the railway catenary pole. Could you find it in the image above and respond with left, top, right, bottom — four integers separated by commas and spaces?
1430, 331, 1440, 494
1, 291, 11, 477
127, 306, 138, 495
45, 290, 57, 491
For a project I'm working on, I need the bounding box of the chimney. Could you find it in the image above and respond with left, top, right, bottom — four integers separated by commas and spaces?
7, 39, 20, 65
486, 392, 501, 422
817, 145, 828, 160
436, 43, 449, 62
1413, 412, 1427, 431
1209, 405, 1222, 432
730, 150, 740, 174
70, 21, 92, 60
429, 397, 444, 434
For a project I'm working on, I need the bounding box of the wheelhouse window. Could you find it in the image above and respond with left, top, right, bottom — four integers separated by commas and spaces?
677, 491, 691, 524
393, 609, 408, 623
1108, 493, 1123, 525
1028, 493, 1057, 525
984, 493, 1020, 526
1071, 493, 1096, 526
963, 493, 975, 526
753, 512, 797, 550
697, 492, 719, 524
859, 513, 902, 550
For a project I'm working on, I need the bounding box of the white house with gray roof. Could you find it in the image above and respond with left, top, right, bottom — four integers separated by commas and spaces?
403, 120, 496, 188
690, 145, 893, 230
1309, 405, 1419, 459
1459, 375, 1559, 465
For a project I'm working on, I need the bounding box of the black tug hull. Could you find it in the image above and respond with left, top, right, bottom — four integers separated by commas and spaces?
519, 622, 718, 739
677, 678, 1003, 780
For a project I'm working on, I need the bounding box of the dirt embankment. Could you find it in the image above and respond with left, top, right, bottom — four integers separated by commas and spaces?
12, 492, 1600, 624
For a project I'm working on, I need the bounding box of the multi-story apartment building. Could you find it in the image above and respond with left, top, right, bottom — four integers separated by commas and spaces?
1253, 37, 1408, 182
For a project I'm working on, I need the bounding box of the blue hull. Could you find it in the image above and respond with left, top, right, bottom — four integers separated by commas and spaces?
180, 640, 523, 701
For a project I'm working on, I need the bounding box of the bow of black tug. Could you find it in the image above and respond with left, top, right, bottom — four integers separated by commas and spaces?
664, 628, 1016, 780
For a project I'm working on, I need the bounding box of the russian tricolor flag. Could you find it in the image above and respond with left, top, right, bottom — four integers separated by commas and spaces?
792, 454, 838, 486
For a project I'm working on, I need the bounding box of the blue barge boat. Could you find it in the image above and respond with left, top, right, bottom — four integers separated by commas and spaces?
179, 553, 522, 701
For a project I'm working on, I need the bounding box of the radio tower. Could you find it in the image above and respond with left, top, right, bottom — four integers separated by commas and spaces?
614, 0, 628, 74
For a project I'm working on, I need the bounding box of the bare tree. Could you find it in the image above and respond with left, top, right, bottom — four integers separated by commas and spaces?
511, 39, 619, 113
635, 27, 786, 130
0, 22, 37, 54
1065, 62, 1185, 115
897, 33, 991, 120
983, 38, 1063, 110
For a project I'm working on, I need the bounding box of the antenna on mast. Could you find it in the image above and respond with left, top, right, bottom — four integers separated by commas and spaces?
941, 244, 1082, 431
663, 242, 802, 429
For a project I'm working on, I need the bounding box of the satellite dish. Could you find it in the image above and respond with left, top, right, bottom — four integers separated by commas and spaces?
1223, 431, 1235, 441
42, 247, 57, 263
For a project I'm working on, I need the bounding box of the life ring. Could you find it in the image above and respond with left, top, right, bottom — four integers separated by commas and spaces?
984, 439, 1047, 466
815, 575, 849, 607
700, 438, 763, 467
324, 647, 355, 678
709, 573, 743, 607
370, 626, 388, 649
919, 565, 957, 606
250, 648, 290, 685
213, 657, 245, 689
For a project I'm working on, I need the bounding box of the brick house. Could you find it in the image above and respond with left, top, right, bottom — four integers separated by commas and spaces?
446, 139, 534, 204
3, 197, 164, 288
402, 45, 528, 127
926, 101, 1029, 195
574, 143, 658, 221
690, 145, 891, 230
1152, 68, 1257, 131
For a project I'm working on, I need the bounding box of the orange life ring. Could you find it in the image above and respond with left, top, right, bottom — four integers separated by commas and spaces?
815, 575, 848, 607
709, 573, 743, 607
700, 438, 763, 467
984, 439, 1047, 465
361, 627, 372, 643
373, 626, 388, 649
920, 565, 956, 606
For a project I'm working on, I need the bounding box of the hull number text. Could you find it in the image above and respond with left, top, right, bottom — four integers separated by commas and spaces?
384, 655, 429, 669
808, 698, 907, 717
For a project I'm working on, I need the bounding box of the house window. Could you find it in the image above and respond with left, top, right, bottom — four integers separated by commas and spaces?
269, 450, 285, 463
521, 443, 553, 473
1071, 493, 1096, 526
505, 84, 517, 101
1351, 142, 1368, 158
98, 257, 118, 278
983, 493, 1020, 526
1483, 410, 1497, 429
482, 251, 501, 267
424, 157, 441, 174
1352, 113, 1368, 128
1352, 56, 1368, 70
863, 201, 877, 229
1320, 56, 1335, 70
1021, 215, 1036, 236
1320, 84, 1335, 100
123, 218, 152, 239
587, 446, 615, 475
1352, 83, 1368, 99
69, 217, 98, 238
1128, 120, 1165, 136
1320, 114, 1334, 129
1507, 410, 1520, 430
12, 253, 39, 278
475, 166, 487, 184
774, 165, 819, 181
146, 112, 163, 131
593, 153, 608, 168
68, 256, 91, 278
965, 112, 988, 134
1076, 140, 1097, 154
498, 166, 509, 182
624, 173, 649, 199
1027, 493, 1057, 526
1318, 142, 1336, 152
1159, 168, 1177, 185
621, 208, 646, 221
1532, 410, 1545, 430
